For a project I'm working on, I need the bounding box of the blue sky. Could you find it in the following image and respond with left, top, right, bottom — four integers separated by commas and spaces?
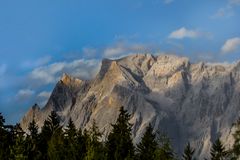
0, 0, 240, 124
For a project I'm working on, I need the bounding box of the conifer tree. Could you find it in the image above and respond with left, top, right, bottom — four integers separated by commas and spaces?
0, 112, 10, 160
75, 128, 88, 160
0, 112, 4, 127
10, 123, 27, 160
0, 112, 6, 159
39, 110, 63, 159
154, 131, 175, 160
47, 130, 65, 160
233, 118, 240, 158
64, 118, 78, 160
210, 138, 227, 160
28, 119, 39, 140
136, 124, 157, 160
65, 118, 77, 140
26, 119, 41, 160
85, 120, 105, 160
106, 106, 135, 160
182, 142, 195, 160
44, 111, 65, 160
41, 110, 62, 139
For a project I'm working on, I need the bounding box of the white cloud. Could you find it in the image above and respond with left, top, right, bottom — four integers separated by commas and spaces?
164, 0, 174, 4
103, 42, 147, 58
104, 46, 126, 57
30, 62, 65, 84
82, 47, 97, 58
38, 91, 51, 98
212, 0, 240, 19
221, 37, 240, 54
230, 0, 240, 5
21, 55, 52, 68
169, 27, 200, 39
0, 64, 7, 89
29, 59, 100, 86
37, 91, 52, 106
16, 89, 35, 102
0, 64, 7, 77
211, 6, 234, 19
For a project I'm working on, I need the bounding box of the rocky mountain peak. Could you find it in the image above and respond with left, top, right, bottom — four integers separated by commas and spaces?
21, 103, 41, 131
60, 73, 82, 86
21, 54, 240, 159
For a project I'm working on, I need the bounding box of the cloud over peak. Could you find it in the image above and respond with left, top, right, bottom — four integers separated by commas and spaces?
103, 42, 148, 58
29, 59, 100, 86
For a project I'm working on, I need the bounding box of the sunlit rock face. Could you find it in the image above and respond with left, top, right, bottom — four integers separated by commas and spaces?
21, 54, 240, 159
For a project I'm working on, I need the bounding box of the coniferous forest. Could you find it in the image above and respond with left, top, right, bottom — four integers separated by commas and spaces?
1, 107, 240, 160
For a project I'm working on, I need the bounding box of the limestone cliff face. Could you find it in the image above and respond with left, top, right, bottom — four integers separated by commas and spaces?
21, 54, 240, 159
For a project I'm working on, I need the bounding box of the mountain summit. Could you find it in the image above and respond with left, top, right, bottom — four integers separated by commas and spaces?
21, 54, 240, 158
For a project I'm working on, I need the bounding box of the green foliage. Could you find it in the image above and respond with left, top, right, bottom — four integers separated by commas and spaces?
233, 118, 240, 158
47, 130, 65, 160
182, 142, 195, 160
75, 128, 88, 160
210, 138, 227, 160
0, 112, 11, 160
39, 110, 63, 159
41, 111, 65, 159
28, 119, 38, 140
26, 119, 41, 160
0, 112, 4, 127
41, 110, 62, 140
154, 131, 175, 160
63, 118, 79, 160
10, 124, 27, 160
136, 124, 157, 160
7, 108, 240, 160
65, 118, 77, 140
106, 106, 135, 160
84, 120, 105, 160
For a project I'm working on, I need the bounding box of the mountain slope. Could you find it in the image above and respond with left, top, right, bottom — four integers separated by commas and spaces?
21, 54, 240, 159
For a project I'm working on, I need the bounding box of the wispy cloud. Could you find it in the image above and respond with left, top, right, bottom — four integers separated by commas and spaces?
212, 0, 240, 19
163, 0, 174, 4
29, 59, 100, 86
37, 91, 51, 99
21, 55, 52, 69
169, 27, 212, 40
169, 27, 201, 39
0, 64, 7, 77
37, 91, 52, 106
0, 64, 7, 89
103, 42, 151, 58
212, 6, 234, 19
230, 0, 240, 5
82, 47, 97, 58
15, 89, 35, 102
221, 37, 240, 54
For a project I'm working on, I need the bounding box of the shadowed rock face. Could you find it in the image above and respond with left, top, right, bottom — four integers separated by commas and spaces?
21, 54, 240, 159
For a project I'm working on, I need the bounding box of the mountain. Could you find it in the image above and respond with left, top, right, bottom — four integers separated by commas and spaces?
21, 54, 240, 159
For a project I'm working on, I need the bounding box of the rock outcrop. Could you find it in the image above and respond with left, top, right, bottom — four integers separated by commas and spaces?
21, 54, 240, 159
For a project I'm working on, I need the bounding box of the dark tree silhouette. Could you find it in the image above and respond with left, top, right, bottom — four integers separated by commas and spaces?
106, 106, 135, 160
182, 142, 195, 160
136, 124, 158, 160
210, 138, 227, 160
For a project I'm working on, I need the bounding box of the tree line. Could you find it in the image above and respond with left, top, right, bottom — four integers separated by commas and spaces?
1, 107, 240, 160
